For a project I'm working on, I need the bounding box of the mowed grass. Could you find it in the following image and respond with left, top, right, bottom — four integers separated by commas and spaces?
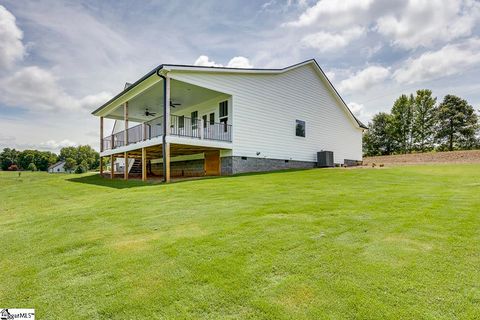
1, 165, 479, 319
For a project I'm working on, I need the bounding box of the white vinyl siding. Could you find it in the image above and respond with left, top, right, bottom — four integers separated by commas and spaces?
169, 63, 362, 164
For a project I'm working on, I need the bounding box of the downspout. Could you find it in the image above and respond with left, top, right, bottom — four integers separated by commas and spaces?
156, 68, 168, 181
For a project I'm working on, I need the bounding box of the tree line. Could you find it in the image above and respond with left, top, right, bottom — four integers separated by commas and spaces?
0, 145, 99, 172
363, 91, 479, 156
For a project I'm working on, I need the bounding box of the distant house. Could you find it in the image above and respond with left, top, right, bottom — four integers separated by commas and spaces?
48, 161, 67, 173
92, 59, 367, 182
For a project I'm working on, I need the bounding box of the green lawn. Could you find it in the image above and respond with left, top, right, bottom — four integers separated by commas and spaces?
1, 165, 479, 319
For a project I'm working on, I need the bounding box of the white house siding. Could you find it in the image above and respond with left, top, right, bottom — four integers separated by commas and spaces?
169, 63, 363, 164
48, 162, 66, 173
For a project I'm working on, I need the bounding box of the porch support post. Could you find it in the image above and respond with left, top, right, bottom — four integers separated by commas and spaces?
162, 74, 171, 183
142, 123, 146, 141
110, 155, 114, 179
100, 116, 104, 152
99, 156, 103, 176
124, 152, 128, 180
142, 147, 147, 181
124, 102, 129, 146
200, 118, 204, 139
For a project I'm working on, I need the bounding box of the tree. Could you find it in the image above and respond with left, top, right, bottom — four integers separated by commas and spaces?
64, 158, 77, 172
362, 112, 396, 156
59, 145, 99, 170
0, 148, 20, 170
391, 94, 414, 154
59, 147, 78, 162
27, 162, 37, 171
436, 95, 479, 151
412, 89, 437, 152
17, 150, 58, 171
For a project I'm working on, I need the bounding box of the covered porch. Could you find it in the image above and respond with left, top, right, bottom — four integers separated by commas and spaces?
93, 69, 233, 182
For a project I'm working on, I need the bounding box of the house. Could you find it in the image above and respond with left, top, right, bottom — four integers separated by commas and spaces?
92, 59, 367, 182
48, 161, 67, 173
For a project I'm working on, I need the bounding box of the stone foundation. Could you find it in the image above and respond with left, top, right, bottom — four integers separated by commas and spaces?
229, 156, 316, 174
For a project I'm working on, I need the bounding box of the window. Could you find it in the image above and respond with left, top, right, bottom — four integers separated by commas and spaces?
191, 111, 198, 129
219, 101, 228, 118
178, 115, 185, 129
209, 113, 215, 125
202, 115, 207, 128
219, 101, 228, 132
295, 120, 305, 137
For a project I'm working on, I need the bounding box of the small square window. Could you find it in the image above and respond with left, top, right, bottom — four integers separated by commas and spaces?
295, 120, 305, 137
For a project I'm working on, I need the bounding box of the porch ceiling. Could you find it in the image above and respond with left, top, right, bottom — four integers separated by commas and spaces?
105, 79, 226, 122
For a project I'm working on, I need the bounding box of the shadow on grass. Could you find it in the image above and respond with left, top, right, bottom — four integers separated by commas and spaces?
66, 174, 160, 189
67, 168, 318, 189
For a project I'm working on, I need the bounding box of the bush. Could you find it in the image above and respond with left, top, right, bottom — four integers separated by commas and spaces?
74, 165, 87, 174
27, 163, 37, 171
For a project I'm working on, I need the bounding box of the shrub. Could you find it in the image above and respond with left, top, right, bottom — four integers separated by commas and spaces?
74, 165, 87, 174
27, 163, 37, 171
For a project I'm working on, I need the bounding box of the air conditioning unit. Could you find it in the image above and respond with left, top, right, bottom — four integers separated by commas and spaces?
317, 151, 334, 167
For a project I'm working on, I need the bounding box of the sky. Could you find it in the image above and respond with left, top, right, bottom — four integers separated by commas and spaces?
0, 0, 479, 153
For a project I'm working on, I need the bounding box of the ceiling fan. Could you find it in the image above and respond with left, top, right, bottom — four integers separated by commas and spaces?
143, 108, 156, 117
170, 101, 181, 108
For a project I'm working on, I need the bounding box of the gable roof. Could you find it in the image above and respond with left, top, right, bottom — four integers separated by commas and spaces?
48, 161, 65, 170
92, 59, 367, 129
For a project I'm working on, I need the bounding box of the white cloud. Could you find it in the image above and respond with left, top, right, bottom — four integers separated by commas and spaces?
226, 56, 253, 68
393, 38, 480, 83
0, 66, 112, 112
301, 27, 364, 52
285, 0, 374, 28
339, 66, 390, 93
0, 5, 25, 69
324, 71, 335, 81
348, 102, 365, 117
40, 139, 77, 150
194, 55, 223, 67
376, 0, 480, 49
193, 55, 253, 68
347, 101, 372, 122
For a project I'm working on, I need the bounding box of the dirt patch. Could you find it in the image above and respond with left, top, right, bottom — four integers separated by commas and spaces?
363, 150, 480, 166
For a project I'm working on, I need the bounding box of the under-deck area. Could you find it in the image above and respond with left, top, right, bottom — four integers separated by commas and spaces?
100, 143, 228, 181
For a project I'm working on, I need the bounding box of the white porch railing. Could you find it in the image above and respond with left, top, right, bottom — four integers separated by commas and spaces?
102, 115, 232, 151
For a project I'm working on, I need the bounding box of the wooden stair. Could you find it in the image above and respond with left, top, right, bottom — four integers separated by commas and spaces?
129, 159, 142, 174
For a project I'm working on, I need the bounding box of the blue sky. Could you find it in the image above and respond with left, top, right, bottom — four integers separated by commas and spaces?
1, 0, 479, 152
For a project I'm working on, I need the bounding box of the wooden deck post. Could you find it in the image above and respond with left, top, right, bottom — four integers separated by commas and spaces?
124, 152, 128, 180
142, 148, 147, 181
124, 102, 129, 146
100, 116, 104, 152
110, 155, 114, 179
162, 74, 171, 183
